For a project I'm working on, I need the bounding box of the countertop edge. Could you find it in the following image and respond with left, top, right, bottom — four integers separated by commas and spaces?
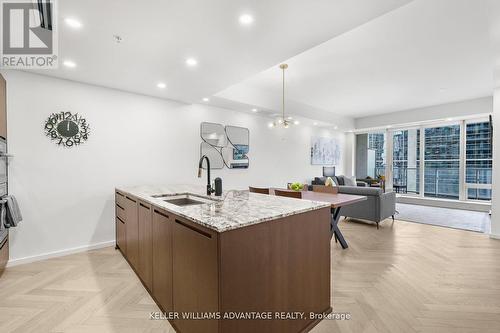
115, 186, 331, 233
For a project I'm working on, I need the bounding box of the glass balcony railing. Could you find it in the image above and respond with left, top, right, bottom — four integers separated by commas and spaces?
386, 166, 491, 201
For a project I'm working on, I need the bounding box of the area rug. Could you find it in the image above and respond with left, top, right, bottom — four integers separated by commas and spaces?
395, 203, 490, 233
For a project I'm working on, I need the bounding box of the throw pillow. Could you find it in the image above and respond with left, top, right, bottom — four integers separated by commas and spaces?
325, 177, 336, 187
344, 176, 357, 186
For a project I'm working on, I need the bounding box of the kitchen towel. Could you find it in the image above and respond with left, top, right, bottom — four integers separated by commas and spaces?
5, 195, 22, 227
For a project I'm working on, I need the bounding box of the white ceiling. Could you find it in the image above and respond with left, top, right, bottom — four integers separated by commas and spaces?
216, 0, 494, 120
32, 0, 413, 105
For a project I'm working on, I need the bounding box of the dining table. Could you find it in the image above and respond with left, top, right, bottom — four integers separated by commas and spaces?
270, 188, 367, 249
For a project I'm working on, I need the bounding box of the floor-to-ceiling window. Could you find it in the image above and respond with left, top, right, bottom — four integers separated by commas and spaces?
423, 125, 461, 199
465, 121, 492, 200
392, 129, 420, 194
368, 133, 386, 177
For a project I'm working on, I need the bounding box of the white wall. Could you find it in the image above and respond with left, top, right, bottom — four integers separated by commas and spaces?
355, 97, 492, 129
491, 89, 500, 238
1, 70, 352, 262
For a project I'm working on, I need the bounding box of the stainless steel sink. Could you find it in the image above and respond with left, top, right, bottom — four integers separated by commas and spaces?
151, 193, 217, 207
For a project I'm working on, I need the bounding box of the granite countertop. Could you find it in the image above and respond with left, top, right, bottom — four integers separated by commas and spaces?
116, 184, 331, 232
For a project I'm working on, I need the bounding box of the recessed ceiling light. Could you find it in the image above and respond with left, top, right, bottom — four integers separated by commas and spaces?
113, 35, 123, 43
64, 18, 82, 29
186, 58, 198, 67
157, 82, 166, 89
387, 125, 393, 128
294, 120, 300, 125
239, 14, 254, 25
202, 97, 210, 102
268, 122, 275, 128
334, 126, 338, 130
63, 60, 77, 68
313, 122, 318, 126
446, 117, 453, 121
251, 108, 258, 112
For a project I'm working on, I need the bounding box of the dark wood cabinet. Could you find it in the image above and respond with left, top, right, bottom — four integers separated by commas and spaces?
124, 195, 139, 270
0, 74, 6, 140
115, 191, 127, 255
116, 217, 126, 255
152, 208, 173, 312
138, 201, 153, 291
115, 189, 331, 333
172, 216, 219, 333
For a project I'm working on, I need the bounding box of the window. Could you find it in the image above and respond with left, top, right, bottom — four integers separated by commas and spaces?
356, 117, 492, 203
465, 121, 492, 200
423, 125, 460, 199
392, 129, 420, 194
368, 133, 386, 177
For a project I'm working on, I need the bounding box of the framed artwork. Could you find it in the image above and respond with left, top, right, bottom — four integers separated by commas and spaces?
310, 136, 341, 165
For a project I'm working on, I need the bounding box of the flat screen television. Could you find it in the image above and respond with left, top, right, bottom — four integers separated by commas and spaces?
323, 166, 335, 177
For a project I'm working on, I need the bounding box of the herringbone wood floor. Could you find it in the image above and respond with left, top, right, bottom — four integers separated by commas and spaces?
0, 219, 499, 333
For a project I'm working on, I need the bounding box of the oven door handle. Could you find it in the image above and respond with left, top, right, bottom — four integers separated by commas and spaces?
0, 154, 13, 158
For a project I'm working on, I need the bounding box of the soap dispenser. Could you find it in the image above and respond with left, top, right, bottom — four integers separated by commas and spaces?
214, 178, 222, 196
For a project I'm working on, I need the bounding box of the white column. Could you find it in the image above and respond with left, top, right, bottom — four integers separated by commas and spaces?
488, 0, 500, 238
491, 90, 500, 238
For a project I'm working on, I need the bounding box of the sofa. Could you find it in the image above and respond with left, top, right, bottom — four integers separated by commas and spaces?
337, 186, 396, 229
312, 175, 368, 187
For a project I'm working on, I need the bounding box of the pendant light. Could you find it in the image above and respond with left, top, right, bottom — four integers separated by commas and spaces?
269, 63, 298, 128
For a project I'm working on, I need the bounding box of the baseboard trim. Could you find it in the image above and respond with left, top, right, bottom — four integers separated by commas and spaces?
6, 240, 115, 267
490, 233, 500, 240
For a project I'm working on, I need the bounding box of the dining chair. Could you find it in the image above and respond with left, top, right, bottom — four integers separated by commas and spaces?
312, 185, 339, 194
274, 189, 302, 199
249, 186, 270, 195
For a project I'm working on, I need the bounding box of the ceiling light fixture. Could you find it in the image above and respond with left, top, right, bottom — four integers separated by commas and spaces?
202, 97, 210, 102
64, 18, 82, 29
269, 64, 298, 129
294, 120, 300, 125
157, 82, 166, 89
186, 58, 198, 67
252, 108, 258, 112
63, 60, 77, 68
239, 14, 254, 25
113, 35, 123, 43
313, 122, 318, 126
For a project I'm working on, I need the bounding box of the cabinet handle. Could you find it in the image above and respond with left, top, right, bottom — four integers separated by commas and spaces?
116, 192, 124, 197
116, 203, 124, 210
117, 216, 125, 224
175, 219, 212, 238
0, 237, 7, 250
154, 209, 169, 219
139, 203, 150, 209
126, 196, 136, 203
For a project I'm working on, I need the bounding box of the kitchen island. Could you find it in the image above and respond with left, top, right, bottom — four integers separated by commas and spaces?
115, 185, 332, 333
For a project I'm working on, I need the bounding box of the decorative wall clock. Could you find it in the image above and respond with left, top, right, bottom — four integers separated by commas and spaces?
44, 111, 90, 147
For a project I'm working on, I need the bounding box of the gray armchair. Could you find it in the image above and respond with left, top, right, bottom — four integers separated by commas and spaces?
337, 186, 396, 229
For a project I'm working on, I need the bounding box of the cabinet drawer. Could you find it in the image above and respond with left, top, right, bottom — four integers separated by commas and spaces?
116, 217, 126, 255
115, 191, 126, 208
0, 235, 9, 275
116, 203, 126, 221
